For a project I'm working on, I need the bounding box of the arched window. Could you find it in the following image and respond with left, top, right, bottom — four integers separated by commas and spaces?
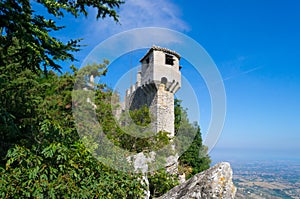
161, 77, 168, 85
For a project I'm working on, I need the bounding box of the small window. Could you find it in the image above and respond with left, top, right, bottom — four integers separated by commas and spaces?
145, 57, 150, 64
165, 54, 174, 65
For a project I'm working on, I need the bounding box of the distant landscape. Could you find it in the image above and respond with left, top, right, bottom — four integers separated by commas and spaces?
233, 160, 300, 199
211, 149, 300, 199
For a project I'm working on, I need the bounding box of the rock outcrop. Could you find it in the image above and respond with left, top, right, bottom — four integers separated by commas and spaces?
157, 162, 236, 199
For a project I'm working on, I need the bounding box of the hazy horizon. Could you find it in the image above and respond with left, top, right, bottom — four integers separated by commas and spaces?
210, 147, 300, 165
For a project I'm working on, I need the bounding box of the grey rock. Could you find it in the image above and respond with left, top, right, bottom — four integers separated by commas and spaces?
157, 162, 236, 199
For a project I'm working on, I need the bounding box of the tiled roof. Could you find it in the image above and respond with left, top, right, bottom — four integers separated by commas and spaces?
140, 45, 181, 62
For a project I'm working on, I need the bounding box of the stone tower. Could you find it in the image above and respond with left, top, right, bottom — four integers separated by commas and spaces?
125, 46, 181, 137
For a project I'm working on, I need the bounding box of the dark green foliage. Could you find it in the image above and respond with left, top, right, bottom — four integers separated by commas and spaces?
0, 0, 123, 72
179, 127, 211, 178
37, 0, 123, 20
174, 99, 182, 136
175, 100, 211, 179
110, 105, 170, 153
118, 130, 171, 153
130, 105, 151, 126
116, 105, 169, 152
148, 169, 179, 198
1, 127, 144, 198
0, 64, 145, 198
0, 67, 45, 165
0, 1, 146, 197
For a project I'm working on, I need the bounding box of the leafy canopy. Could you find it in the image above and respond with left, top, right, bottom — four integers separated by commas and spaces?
0, 0, 123, 72
0, 64, 145, 198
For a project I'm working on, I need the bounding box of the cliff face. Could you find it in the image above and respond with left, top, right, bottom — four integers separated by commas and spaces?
157, 162, 236, 199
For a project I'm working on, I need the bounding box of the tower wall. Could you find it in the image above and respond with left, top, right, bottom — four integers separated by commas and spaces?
150, 84, 175, 136
125, 83, 174, 136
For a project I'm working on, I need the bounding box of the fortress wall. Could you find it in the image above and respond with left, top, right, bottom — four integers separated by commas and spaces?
125, 83, 174, 136
150, 84, 175, 137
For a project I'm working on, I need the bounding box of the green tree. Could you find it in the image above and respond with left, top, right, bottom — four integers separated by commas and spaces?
0, 1, 147, 198
0, 0, 123, 72
129, 105, 152, 126
0, 0, 122, 164
0, 64, 146, 198
148, 169, 179, 198
175, 99, 211, 179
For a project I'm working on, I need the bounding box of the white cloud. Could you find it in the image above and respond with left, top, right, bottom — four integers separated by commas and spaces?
118, 0, 188, 31
81, 28, 185, 67
84, 0, 189, 43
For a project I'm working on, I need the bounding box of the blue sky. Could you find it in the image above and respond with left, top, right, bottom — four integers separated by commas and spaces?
37, 0, 300, 161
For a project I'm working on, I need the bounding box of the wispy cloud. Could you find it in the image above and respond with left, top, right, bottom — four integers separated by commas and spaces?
118, 0, 189, 31
84, 0, 189, 43
72, 0, 189, 66
193, 57, 264, 90
222, 65, 263, 81
216, 55, 264, 81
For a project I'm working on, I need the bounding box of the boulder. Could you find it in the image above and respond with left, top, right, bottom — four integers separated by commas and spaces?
157, 162, 236, 199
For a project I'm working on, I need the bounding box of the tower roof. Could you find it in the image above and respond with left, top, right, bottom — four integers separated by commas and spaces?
139, 45, 181, 62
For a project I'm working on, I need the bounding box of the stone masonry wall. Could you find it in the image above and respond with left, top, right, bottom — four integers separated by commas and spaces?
125, 83, 175, 136
151, 84, 175, 136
